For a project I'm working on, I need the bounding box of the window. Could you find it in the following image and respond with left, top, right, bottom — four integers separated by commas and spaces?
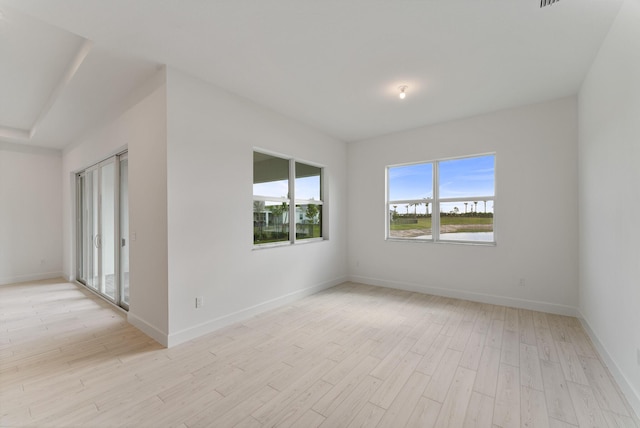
253, 151, 323, 246
295, 162, 323, 241
387, 153, 495, 244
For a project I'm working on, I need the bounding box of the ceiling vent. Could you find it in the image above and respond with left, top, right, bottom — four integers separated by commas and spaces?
540, 0, 560, 7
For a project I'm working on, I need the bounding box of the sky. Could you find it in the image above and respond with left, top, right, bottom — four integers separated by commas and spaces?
254, 155, 494, 212
389, 155, 495, 214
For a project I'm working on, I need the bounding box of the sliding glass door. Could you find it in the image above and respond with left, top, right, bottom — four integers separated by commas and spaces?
76, 152, 129, 309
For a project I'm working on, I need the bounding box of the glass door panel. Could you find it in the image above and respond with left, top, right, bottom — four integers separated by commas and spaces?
76, 174, 87, 284
119, 155, 129, 307
100, 160, 116, 301
87, 168, 100, 291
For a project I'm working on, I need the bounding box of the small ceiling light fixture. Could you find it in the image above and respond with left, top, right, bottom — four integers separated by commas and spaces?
398, 85, 408, 100
540, 0, 560, 7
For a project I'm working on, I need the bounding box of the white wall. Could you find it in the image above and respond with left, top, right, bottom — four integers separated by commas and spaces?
0, 142, 62, 285
165, 68, 348, 345
348, 97, 579, 314
62, 71, 169, 343
578, 0, 640, 414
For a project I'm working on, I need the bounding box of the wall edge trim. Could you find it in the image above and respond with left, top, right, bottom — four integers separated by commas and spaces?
347, 274, 579, 316
165, 276, 347, 348
578, 310, 640, 420
128, 312, 169, 347
0, 272, 64, 286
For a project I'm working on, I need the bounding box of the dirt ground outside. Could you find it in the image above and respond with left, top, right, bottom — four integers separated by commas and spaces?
390, 223, 492, 238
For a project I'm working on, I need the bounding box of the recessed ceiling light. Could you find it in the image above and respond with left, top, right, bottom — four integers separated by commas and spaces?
399, 85, 408, 100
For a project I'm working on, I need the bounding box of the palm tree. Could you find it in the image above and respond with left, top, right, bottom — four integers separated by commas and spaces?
483, 200, 487, 213
474, 201, 478, 213
281, 203, 289, 234
268, 203, 289, 236
253, 200, 265, 216
464, 202, 468, 213
306, 204, 319, 224
253, 200, 266, 240
424, 197, 430, 215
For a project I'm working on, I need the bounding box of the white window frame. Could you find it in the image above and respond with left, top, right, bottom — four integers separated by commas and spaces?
253, 149, 325, 248
386, 153, 496, 245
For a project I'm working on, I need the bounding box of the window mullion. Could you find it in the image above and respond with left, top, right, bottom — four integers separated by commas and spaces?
433, 161, 440, 241
289, 158, 296, 244
254, 195, 289, 203
386, 168, 391, 239
295, 199, 323, 205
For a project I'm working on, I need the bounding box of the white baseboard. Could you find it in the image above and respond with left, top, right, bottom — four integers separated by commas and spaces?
128, 312, 169, 347
578, 312, 640, 420
348, 275, 579, 317
69, 279, 169, 347
166, 276, 347, 348
0, 271, 64, 286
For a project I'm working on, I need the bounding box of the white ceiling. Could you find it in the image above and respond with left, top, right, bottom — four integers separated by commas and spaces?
0, 0, 624, 150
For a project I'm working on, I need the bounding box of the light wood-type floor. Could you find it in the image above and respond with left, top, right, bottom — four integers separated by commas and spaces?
1, 279, 638, 428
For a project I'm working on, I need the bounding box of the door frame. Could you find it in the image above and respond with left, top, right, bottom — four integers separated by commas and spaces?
75, 151, 128, 310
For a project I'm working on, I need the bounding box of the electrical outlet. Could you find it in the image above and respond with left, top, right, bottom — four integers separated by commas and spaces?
195, 297, 203, 309
519, 278, 525, 287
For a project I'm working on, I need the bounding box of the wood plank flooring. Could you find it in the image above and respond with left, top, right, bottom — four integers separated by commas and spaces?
1, 279, 638, 428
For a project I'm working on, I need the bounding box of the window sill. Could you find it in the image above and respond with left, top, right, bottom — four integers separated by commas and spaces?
295, 237, 325, 245
253, 237, 327, 250
385, 237, 496, 247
